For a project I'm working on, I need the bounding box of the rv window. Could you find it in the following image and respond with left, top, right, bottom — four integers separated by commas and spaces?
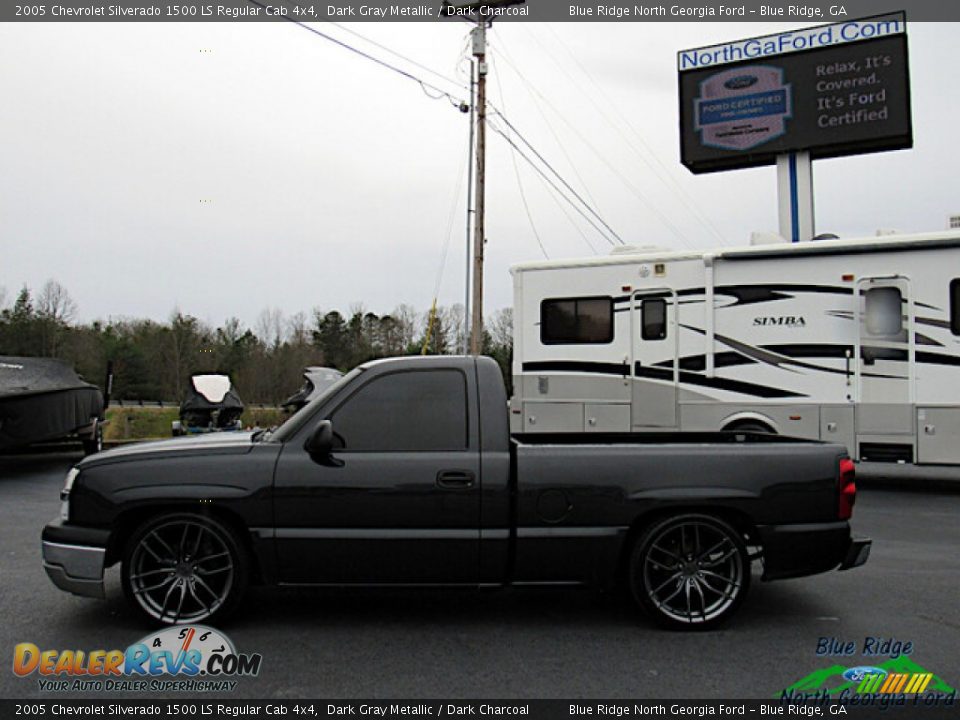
952, 280, 960, 335
541, 297, 613, 344
642, 298, 667, 341
865, 287, 903, 336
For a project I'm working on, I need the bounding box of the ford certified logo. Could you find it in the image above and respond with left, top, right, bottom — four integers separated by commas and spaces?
843, 666, 888, 682
724, 75, 758, 90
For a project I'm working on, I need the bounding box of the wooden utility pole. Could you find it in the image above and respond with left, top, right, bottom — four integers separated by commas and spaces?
444, 0, 525, 355
470, 21, 487, 355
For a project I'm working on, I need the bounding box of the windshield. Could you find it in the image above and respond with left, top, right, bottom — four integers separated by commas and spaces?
268, 366, 365, 443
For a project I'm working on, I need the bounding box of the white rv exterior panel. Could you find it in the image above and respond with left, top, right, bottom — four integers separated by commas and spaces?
511, 231, 960, 465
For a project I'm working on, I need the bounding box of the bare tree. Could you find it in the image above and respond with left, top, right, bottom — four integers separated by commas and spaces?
287, 311, 309, 347
488, 307, 513, 349
255, 307, 286, 350
35, 280, 78, 356
391, 303, 420, 351
446, 303, 467, 354
37, 279, 77, 323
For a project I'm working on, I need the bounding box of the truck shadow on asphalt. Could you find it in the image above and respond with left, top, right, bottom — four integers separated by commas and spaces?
73, 571, 840, 634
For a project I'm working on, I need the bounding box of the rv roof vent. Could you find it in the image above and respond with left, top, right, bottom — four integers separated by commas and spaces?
948, 215, 960, 230
750, 232, 787, 246
812, 233, 839, 241
610, 244, 670, 256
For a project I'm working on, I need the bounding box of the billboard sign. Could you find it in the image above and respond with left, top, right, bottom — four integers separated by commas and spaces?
678, 13, 912, 174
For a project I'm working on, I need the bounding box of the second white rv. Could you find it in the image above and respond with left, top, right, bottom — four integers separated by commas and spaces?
509, 231, 960, 466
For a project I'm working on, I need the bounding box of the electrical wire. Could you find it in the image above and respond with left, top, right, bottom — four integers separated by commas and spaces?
489, 55, 550, 259
539, 25, 728, 246
323, 19, 470, 94
487, 118, 619, 248
491, 34, 695, 249
433, 146, 470, 302
489, 50, 694, 249
488, 106, 624, 245
246, 0, 469, 110
493, 36, 604, 220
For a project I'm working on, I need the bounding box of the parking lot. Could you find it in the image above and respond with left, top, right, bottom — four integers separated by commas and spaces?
1, 451, 957, 700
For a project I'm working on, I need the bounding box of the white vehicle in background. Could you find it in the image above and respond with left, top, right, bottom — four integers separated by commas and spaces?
509, 231, 960, 466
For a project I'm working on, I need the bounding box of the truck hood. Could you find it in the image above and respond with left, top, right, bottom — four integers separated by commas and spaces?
78, 431, 259, 468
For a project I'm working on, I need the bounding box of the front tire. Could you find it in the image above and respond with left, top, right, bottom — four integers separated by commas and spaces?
121, 513, 248, 626
629, 513, 750, 630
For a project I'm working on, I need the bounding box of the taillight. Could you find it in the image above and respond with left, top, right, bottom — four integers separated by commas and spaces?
838, 457, 856, 520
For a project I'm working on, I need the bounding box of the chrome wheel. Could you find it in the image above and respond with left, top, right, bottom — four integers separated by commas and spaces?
631, 514, 749, 629
124, 515, 240, 624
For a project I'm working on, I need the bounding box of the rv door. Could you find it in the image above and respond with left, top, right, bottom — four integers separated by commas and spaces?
855, 275, 915, 436
631, 289, 678, 428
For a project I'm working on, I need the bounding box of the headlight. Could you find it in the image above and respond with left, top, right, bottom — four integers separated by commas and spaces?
60, 467, 80, 522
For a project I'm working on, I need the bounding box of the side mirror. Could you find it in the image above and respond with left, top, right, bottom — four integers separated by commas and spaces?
304, 420, 334, 457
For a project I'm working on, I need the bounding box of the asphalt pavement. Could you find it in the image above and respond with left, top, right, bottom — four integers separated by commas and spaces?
1, 451, 957, 700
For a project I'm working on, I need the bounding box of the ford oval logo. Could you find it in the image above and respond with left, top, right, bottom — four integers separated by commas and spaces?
724, 75, 758, 90
843, 666, 887, 682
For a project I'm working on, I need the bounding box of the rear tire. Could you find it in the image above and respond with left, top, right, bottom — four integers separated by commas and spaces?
121, 512, 248, 626
629, 513, 750, 630
725, 421, 774, 435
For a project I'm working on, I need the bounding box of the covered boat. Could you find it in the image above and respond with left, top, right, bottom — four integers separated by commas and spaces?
173, 374, 244, 435
0, 356, 104, 453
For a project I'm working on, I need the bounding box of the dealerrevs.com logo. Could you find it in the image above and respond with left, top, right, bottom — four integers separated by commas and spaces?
13, 626, 262, 692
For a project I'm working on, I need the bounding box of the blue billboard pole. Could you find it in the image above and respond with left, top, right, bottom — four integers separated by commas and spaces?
777, 150, 814, 242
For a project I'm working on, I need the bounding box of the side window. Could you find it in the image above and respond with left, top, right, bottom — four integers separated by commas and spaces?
330, 370, 468, 452
951, 280, 960, 336
541, 296, 613, 344
641, 298, 667, 341
864, 287, 903, 336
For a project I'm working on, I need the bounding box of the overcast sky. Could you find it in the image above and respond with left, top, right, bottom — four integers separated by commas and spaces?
0, 20, 955, 329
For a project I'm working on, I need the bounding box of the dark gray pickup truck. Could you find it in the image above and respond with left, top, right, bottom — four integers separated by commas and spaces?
43, 355, 869, 630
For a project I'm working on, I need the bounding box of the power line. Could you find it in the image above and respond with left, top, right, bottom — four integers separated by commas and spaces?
432, 140, 470, 301
247, 0, 469, 109
323, 19, 470, 94
540, 25, 727, 246
492, 34, 695, 249
487, 119, 619, 248
493, 36, 604, 218
489, 55, 549, 260
489, 106, 624, 245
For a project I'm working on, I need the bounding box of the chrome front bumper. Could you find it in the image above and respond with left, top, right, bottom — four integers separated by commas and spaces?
42, 539, 106, 599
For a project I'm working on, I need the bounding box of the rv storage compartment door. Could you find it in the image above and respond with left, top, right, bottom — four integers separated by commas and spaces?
917, 408, 960, 464
523, 402, 583, 432
584, 403, 630, 432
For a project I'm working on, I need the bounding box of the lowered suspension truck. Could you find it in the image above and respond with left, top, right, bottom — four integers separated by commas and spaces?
43, 355, 870, 630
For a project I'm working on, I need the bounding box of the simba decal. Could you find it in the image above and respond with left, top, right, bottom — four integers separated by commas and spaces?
754, 316, 807, 327
694, 66, 792, 151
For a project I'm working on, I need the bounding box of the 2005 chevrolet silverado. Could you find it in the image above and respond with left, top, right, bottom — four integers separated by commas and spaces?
43, 355, 870, 629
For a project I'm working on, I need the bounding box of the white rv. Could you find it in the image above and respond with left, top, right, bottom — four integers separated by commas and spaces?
509, 231, 960, 465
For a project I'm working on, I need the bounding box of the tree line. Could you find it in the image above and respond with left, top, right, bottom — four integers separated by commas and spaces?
0, 281, 513, 405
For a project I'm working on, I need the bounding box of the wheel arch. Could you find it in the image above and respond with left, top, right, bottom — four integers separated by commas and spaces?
721, 412, 779, 434
615, 505, 760, 583
106, 504, 265, 584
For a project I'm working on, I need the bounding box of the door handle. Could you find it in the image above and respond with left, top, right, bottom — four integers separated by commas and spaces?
436, 470, 475, 489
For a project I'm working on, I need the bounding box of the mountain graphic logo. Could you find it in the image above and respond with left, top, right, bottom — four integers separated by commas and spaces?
780, 656, 955, 698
